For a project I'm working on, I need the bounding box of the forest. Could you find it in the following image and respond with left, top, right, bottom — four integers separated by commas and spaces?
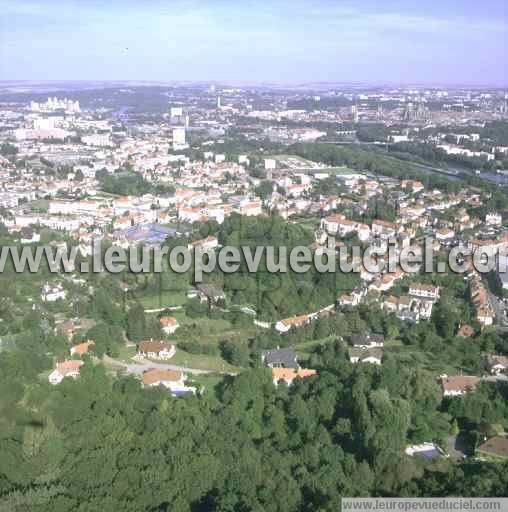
1, 207, 508, 511
1, 330, 507, 511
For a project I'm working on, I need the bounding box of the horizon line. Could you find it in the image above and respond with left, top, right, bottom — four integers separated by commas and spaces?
0, 79, 507, 90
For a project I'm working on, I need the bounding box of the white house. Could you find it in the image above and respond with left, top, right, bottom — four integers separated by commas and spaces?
349, 347, 383, 365
137, 340, 176, 359
142, 368, 196, 396
486, 355, 508, 375
41, 283, 67, 302
159, 316, 180, 335
264, 158, 277, 170
350, 333, 385, 349
371, 219, 398, 239
275, 314, 310, 333
486, 212, 502, 226
188, 236, 219, 252
409, 283, 440, 301
436, 228, 455, 243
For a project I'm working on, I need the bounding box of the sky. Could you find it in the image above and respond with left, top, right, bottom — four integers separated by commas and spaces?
0, 0, 507, 85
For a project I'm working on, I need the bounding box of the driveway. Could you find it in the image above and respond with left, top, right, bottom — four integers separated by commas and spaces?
447, 435, 469, 460
103, 354, 214, 375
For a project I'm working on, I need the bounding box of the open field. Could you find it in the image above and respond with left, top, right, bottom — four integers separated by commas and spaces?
133, 290, 188, 309
271, 154, 320, 168
188, 373, 228, 394
170, 350, 239, 373
26, 198, 49, 213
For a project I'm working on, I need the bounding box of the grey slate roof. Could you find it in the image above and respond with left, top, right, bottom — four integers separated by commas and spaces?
261, 347, 298, 369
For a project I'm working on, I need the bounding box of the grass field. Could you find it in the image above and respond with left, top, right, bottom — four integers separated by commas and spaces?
135, 290, 187, 309
171, 311, 231, 330
383, 345, 465, 375
116, 344, 137, 363
169, 350, 239, 373
27, 198, 49, 213
295, 335, 336, 361
271, 154, 319, 168
188, 373, 228, 393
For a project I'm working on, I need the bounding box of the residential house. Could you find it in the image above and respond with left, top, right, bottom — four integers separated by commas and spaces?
477, 305, 495, 328
196, 283, 225, 306
271, 367, 316, 386
137, 340, 176, 360
57, 318, 96, 341
486, 213, 502, 227
142, 368, 196, 396
349, 347, 383, 365
48, 360, 84, 385
349, 333, 384, 349
369, 268, 405, 293
188, 236, 219, 252
41, 282, 67, 302
320, 214, 370, 241
238, 199, 263, 217
409, 283, 440, 301
436, 227, 455, 244
19, 227, 41, 244
338, 286, 367, 308
401, 180, 424, 194
476, 436, 508, 461
470, 274, 495, 328
486, 355, 508, 375
371, 219, 398, 239
159, 316, 180, 335
275, 314, 310, 333
321, 214, 345, 235
467, 235, 508, 258
70, 340, 95, 357
178, 206, 204, 223
497, 255, 508, 291
405, 443, 445, 461
440, 375, 480, 396
455, 208, 470, 224
383, 295, 434, 323
261, 347, 298, 369
457, 324, 475, 338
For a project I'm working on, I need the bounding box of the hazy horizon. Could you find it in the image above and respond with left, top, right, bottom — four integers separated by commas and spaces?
1, 79, 508, 89
1, 1, 507, 85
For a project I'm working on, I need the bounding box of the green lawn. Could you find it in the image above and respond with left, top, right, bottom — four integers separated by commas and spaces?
171, 311, 231, 330
169, 349, 239, 373
384, 345, 465, 375
271, 154, 318, 167
167, 310, 259, 346
27, 199, 49, 213
116, 344, 137, 363
135, 290, 187, 309
188, 372, 228, 393
295, 335, 335, 359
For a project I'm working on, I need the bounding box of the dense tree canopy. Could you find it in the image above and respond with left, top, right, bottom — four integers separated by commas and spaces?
1, 339, 507, 511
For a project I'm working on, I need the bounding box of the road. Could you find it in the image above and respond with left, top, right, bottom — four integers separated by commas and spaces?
143, 306, 183, 314
487, 291, 508, 332
447, 435, 469, 460
103, 355, 215, 375
483, 374, 508, 383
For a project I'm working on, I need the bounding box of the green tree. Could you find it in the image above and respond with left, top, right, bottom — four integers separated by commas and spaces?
126, 302, 146, 342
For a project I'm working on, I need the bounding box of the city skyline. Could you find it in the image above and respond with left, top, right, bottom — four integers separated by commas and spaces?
1, 0, 507, 85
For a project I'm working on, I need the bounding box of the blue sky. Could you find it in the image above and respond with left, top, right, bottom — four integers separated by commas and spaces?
1, 0, 507, 84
